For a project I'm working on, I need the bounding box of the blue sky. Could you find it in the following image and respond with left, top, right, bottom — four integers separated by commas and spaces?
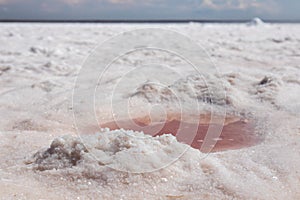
0, 0, 299, 20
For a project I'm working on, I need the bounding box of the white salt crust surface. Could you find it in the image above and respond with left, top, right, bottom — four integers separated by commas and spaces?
0, 22, 300, 199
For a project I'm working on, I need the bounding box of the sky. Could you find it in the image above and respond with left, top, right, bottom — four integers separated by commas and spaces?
0, 0, 299, 21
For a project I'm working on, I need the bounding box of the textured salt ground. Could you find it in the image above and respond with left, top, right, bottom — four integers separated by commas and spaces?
0, 22, 300, 199
1, 112, 299, 200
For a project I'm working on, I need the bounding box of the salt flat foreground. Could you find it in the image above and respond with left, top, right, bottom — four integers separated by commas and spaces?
0, 22, 300, 199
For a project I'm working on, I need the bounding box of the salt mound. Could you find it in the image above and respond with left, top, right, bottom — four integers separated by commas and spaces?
29, 136, 88, 171
130, 74, 229, 106
171, 74, 228, 106
252, 76, 283, 107
247, 17, 264, 26
27, 130, 246, 199
28, 129, 190, 173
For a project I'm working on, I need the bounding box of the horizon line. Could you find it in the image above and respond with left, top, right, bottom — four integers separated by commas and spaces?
1, 19, 300, 23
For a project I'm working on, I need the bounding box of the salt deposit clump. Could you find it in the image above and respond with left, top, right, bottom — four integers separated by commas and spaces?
130, 74, 229, 106
28, 129, 190, 173
247, 17, 265, 26
29, 136, 88, 171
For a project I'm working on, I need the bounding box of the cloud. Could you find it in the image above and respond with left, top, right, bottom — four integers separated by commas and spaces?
0, 0, 136, 6
60, 0, 136, 5
201, 0, 278, 13
60, 0, 164, 6
108, 0, 133, 4
0, 0, 18, 5
62, 0, 86, 5
0, 0, 8, 4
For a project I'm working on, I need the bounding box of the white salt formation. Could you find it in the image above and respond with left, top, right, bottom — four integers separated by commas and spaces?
247, 17, 265, 26
23, 126, 300, 199
29, 131, 189, 173
0, 23, 299, 199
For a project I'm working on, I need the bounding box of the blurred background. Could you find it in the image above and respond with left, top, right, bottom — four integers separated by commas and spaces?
0, 0, 299, 22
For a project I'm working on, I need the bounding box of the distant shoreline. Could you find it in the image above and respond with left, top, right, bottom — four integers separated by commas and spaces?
0, 19, 300, 23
